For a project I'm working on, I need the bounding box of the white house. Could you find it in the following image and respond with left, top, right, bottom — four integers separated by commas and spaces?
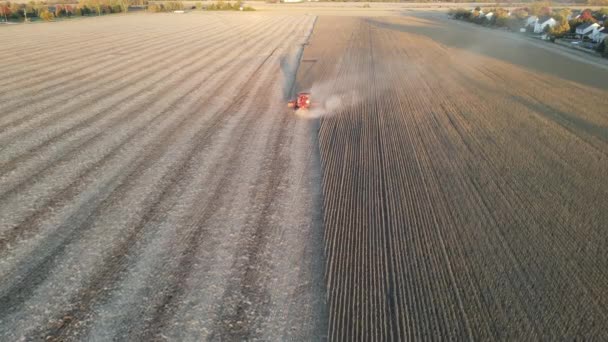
534, 17, 556, 34
576, 22, 600, 38
590, 26, 607, 42
525, 16, 538, 27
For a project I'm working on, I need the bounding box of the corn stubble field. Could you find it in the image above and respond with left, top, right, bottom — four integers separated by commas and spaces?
1, 9, 608, 342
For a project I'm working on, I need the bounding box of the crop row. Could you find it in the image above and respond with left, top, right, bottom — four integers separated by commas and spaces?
315, 17, 608, 340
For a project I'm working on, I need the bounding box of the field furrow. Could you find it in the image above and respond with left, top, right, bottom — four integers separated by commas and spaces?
307, 15, 608, 340
0, 13, 326, 341
2, 8, 607, 341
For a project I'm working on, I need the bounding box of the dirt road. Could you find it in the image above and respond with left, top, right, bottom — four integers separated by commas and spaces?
0, 13, 326, 341
303, 15, 608, 340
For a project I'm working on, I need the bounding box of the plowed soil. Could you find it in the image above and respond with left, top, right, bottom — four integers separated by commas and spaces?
1, 10, 608, 342
0, 13, 326, 341
302, 15, 608, 340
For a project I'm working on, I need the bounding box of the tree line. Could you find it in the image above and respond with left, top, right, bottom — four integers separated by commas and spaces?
1, 0, 133, 21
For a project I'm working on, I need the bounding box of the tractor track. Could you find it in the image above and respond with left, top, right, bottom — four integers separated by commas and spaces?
0, 17, 220, 85
0, 15, 283, 202
0, 24, 225, 121
0, 17, 285, 254
0, 33, 281, 323
207, 103, 291, 341
124, 44, 287, 341
0, 16, 277, 145
38, 44, 282, 341
0, 16, 273, 122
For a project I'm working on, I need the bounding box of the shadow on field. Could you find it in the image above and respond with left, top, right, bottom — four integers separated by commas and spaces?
452, 63, 608, 143
366, 18, 608, 90
512, 95, 608, 143
446, 64, 607, 145
281, 48, 306, 101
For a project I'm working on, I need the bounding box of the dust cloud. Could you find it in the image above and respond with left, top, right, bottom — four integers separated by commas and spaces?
295, 75, 367, 119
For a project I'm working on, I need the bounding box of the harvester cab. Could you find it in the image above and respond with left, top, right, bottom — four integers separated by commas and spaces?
287, 92, 311, 110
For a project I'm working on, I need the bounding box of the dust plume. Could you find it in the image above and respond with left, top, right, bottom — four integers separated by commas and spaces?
295, 74, 367, 119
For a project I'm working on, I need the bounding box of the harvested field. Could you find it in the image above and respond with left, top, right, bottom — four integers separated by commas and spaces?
2, 9, 608, 341
0, 13, 327, 341
299, 15, 608, 340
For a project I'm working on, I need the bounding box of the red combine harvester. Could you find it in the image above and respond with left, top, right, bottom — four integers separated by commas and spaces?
287, 92, 311, 110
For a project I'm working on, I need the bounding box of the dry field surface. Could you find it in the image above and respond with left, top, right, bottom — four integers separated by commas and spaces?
297, 15, 608, 341
1, 9, 608, 342
0, 13, 327, 341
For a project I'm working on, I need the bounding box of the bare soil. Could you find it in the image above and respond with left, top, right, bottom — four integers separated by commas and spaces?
1, 8, 607, 341
305, 15, 608, 340
0, 12, 326, 341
